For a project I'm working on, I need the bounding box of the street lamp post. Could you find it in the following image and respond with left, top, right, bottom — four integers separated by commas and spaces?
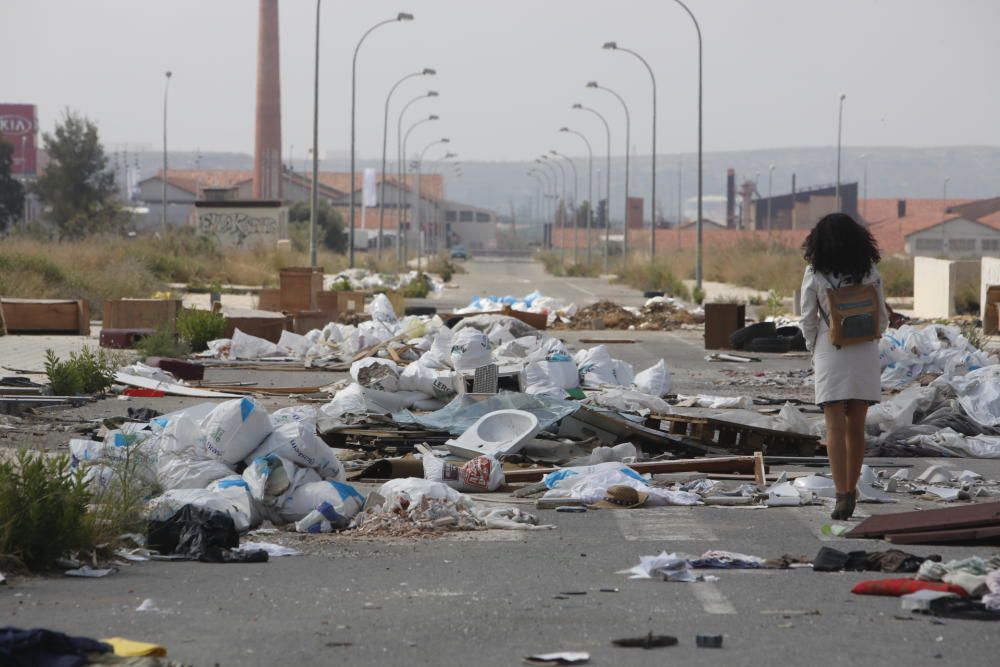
416, 138, 449, 271
604, 41, 656, 259
161, 70, 172, 237
587, 81, 630, 264
349, 12, 413, 268
378, 67, 434, 262
835, 92, 846, 211
396, 93, 438, 262
767, 163, 775, 231
532, 164, 555, 247
859, 153, 868, 219
667, 0, 705, 288
541, 155, 566, 262
551, 150, 578, 264
573, 101, 612, 270
400, 114, 438, 264
560, 127, 593, 266
309, 1, 320, 267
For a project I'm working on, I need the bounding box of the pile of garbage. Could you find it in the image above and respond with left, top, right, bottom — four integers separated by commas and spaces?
324, 267, 446, 295
454, 290, 578, 326
557, 297, 702, 331
880, 323, 995, 389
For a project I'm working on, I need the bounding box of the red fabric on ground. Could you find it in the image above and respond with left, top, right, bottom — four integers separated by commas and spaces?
851, 578, 969, 597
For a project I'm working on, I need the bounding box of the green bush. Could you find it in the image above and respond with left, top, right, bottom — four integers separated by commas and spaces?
44, 346, 121, 395
177, 308, 227, 352
400, 275, 430, 298
135, 327, 192, 360
0, 451, 91, 571
692, 286, 706, 305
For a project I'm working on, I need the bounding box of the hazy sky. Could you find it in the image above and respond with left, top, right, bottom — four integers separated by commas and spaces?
6, 0, 999, 163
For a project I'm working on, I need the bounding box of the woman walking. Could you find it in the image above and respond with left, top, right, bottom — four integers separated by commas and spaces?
800, 213, 888, 520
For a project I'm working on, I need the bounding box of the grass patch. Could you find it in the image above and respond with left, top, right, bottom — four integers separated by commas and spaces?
425, 252, 467, 283
44, 346, 125, 395
177, 308, 227, 352
0, 451, 91, 571
399, 274, 431, 298
880, 256, 914, 297
135, 327, 192, 360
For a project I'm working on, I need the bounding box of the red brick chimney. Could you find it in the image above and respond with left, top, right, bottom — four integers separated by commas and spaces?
253, 0, 282, 199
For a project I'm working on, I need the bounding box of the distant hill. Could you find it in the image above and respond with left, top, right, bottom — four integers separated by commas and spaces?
126, 146, 1000, 222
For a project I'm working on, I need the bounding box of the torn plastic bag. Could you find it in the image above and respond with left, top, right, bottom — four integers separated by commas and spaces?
526, 338, 578, 388
278, 480, 365, 522
198, 397, 273, 465
565, 442, 638, 467
147, 504, 267, 563
399, 363, 459, 400
146, 487, 256, 533
867, 385, 938, 435
453, 313, 540, 339
377, 478, 472, 510
522, 361, 570, 398
423, 454, 506, 492
207, 475, 260, 529
450, 328, 492, 372
245, 421, 345, 481
936, 365, 1000, 427
574, 345, 619, 388
613, 359, 636, 387
156, 455, 233, 491
588, 388, 671, 415
542, 464, 700, 506
392, 391, 579, 436
228, 328, 282, 360
633, 359, 672, 397
242, 453, 305, 504
416, 325, 453, 370
367, 292, 398, 324
674, 394, 754, 409
70, 431, 159, 483
277, 329, 311, 358
351, 357, 401, 392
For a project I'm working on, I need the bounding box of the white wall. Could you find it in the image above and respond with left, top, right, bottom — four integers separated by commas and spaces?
982, 256, 1000, 320
913, 257, 981, 318
194, 205, 287, 248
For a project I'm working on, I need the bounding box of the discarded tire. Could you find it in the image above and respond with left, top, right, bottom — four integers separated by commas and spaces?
785, 332, 807, 352
405, 306, 437, 317
746, 336, 792, 354
729, 322, 776, 350
775, 325, 802, 338
643, 290, 665, 299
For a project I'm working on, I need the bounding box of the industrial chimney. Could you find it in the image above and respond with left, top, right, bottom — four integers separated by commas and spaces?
726, 168, 735, 228
253, 0, 282, 199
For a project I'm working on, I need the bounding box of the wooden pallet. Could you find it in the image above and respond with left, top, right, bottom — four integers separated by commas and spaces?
650, 413, 818, 456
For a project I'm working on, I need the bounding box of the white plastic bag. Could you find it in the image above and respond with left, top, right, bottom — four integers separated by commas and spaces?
422, 454, 505, 492
245, 421, 345, 481
574, 345, 619, 388
634, 359, 672, 397
198, 397, 273, 465
277, 329, 311, 358
377, 478, 471, 509
450, 328, 492, 371
269, 405, 318, 427
146, 487, 256, 532
156, 455, 233, 491
522, 361, 569, 398
278, 480, 365, 522
367, 292, 398, 324
350, 357, 401, 392
399, 364, 458, 400
229, 328, 282, 359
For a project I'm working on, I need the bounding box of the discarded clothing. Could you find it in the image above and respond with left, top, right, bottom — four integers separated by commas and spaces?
851, 578, 969, 597
100, 637, 167, 657
689, 550, 766, 569
147, 504, 268, 564
0, 627, 111, 667
813, 547, 936, 573
916, 596, 1000, 621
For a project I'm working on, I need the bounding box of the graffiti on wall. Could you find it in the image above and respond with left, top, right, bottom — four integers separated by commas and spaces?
196, 207, 284, 247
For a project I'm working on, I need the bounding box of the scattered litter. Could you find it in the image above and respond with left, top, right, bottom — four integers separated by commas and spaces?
64, 566, 117, 578
611, 633, 678, 649
695, 634, 724, 649
523, 652, 590, 665
135, 598, 161, 612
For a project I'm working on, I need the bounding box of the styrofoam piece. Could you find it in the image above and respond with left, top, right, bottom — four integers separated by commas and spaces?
917, 464, 954, 484
115, 371, 242, 398
445, 409, 540, 459
792, 475, 836, 499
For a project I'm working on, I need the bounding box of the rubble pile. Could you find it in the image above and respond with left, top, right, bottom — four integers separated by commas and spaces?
555, 297, 702, 331
559, 301, 639, 330
325, 267, 446, 295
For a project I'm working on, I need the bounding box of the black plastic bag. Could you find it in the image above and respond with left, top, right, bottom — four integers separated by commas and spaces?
147, 504, 267, 564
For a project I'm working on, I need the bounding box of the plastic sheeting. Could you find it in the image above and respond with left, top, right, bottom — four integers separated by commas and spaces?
392, 391, 579, 436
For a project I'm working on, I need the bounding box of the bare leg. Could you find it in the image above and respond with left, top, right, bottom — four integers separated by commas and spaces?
824, 402, 848, 493
844, 400, 870, 492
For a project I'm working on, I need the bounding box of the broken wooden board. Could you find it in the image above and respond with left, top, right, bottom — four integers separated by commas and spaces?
885, 525, 1000, 546
845, 501, 1000, 540
115, 372, 242, 398
651, 413, 819, 457
502, 456, 759, 484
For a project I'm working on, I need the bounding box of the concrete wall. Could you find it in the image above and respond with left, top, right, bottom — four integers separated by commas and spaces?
906, 218, 1000, 258
982, 256, 1000, 320
193, 204, 287, 248
913, 256, 981, 318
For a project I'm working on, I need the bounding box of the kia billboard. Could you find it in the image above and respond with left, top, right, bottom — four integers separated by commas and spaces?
0, 104, 37, 175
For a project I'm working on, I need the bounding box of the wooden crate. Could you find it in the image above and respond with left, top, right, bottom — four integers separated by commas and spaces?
257, 288, 282, 312
0, 298, 90, 335
704, 303, 746, 349
279, 266, 323, 313
223, 309, 288, 343
293, 310, 330, 334
335, 291, 365, 315
103, 298, 181, 332
316, 291, 339, 316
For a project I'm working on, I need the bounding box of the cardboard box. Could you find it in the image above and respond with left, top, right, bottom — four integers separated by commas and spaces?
279, 266, 323, 313
102, 298, 181, 332
704, 303, 746, 350
257, 288, 282, 312
0, 298, 90, 335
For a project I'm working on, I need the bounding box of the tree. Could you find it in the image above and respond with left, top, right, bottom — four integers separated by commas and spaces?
288, 200, 347, 253
33, 110, 121, 237
0, 140, 24, 232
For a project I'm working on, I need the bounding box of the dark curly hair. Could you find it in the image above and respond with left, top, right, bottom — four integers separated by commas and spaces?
802, 213, 881, 284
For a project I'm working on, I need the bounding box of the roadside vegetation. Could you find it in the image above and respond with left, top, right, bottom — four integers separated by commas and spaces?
539, 240, 915, 299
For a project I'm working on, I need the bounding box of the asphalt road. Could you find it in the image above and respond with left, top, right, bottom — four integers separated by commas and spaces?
2, 258, 998, 666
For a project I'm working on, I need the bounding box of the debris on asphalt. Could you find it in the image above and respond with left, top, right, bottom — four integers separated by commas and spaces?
611, 633, 678, 649
523, 651, 591, 665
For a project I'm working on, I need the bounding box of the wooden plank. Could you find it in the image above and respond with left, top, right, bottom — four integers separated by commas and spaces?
503, 456, 758, 484
845, 502, 1000, 539
753, 452, 766, 486
885, 525, 1000, 545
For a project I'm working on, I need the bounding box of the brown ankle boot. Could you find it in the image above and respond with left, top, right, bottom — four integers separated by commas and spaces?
831, 492, 851, 521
